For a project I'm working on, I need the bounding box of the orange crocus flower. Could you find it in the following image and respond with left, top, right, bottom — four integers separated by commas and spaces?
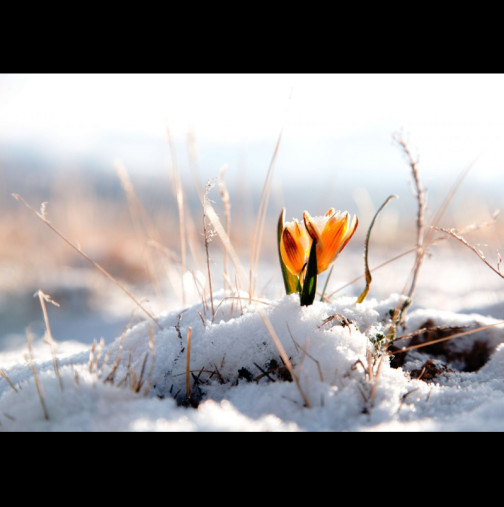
279, 218, 312, 278
303, 208, 358, 274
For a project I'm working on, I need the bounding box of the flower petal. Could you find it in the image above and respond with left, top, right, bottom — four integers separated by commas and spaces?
303, 210, 321, 242
280, 221, 310, 276
302, 209, 358, 273
337, 214, 358, 254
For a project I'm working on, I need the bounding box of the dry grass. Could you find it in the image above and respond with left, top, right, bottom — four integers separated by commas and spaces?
24, 328, 49, 420
12, 193, 163, 330
185, 326, 193, 400
35, 289, 63, 391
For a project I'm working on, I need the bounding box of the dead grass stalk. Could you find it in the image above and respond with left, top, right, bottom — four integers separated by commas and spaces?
24, 328, 49, 420
35, 289, 63, 391
185, 326, 193, 400
12, 193, 163, 330
219, 165, 232, 290
434, 225, 504, 279
166, 128, 187, 306
249, 128, 283, 301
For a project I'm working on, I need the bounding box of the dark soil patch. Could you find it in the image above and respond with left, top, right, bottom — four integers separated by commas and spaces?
409, 359, 452, 382
390, 319, 491, 373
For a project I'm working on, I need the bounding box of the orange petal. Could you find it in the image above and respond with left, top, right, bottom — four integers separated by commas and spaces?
317, 228, 344, 272
337, 214, 358, 255
280, 223, 309, 276
322, 211, 347, 250
303, 210, 321, 242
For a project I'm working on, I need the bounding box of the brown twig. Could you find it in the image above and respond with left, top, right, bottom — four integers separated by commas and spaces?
393, 134, 425, 301
391, 133, 474, 325
434, 225, 504, 279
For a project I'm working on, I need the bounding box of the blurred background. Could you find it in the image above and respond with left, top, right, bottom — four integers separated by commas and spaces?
1, 73, 504, 353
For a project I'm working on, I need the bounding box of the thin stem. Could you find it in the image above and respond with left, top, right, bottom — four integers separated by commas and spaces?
12, 194, 162, 330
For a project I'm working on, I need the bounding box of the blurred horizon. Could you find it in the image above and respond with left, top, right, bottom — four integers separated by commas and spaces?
2, 74, 504, 182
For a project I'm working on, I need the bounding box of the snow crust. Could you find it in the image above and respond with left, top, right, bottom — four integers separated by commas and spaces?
2, 289, 504, 432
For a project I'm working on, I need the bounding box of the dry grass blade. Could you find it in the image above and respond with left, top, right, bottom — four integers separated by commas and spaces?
134, 353, 149, 393
219, 165, 232, 290
24, 328, 49, 420
187, 126, 203, 200
142, 325, 156, 396
115, 160, 156, 239
204, 202, 249, 290
185, 326, 193, 400
287, 326, 325, 383
202, 179, 216, 318
319, 265, 334, 302
166, 127, 187, 306
35, 289, 63, 391
369, 354, 385, 409
91, 338, 105, 374
103, 318, 130, 383
326, 245, 421, 300
12, 193, 163, 330
0, 369, 18, 393
117, 350, 133, 388
249, 127, 284, 301
89, 339, 97, 374
115, 160, 163, 297
258, 311, 311, 408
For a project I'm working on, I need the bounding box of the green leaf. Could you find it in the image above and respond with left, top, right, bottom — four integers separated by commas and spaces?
300, 238, 317, 306
278, 208, 300, 295
357, 194, 398, 304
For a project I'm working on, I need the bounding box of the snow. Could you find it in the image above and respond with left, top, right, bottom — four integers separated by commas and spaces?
2, 269, 504, 431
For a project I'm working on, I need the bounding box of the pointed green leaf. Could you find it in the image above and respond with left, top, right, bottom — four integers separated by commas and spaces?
357, 194, 398, 303
300, 238, 317, 306
278, 208, 300, 295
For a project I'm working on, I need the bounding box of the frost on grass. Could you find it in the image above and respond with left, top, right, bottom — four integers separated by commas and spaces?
3, 289, 504, 431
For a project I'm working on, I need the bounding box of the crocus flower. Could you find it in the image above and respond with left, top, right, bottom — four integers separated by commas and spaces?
303, 208, 358, 274
279, 218, 312, 278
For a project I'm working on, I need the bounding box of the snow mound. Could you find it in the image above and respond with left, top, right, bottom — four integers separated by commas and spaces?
2, 292, 504, 431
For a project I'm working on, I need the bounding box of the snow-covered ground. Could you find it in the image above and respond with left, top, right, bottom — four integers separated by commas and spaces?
2, 242, 504, 432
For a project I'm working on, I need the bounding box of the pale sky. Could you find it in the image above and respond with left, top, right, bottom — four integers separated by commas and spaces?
1, 73, 503, 185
